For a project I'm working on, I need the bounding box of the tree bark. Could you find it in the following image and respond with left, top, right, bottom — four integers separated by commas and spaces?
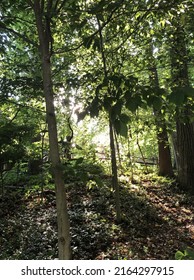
97, 16, 121, 222
109, 117, 121, 223
157, 125, 174, 177
170, 20, 194, 191
176, 120, 194, 190
147, 42, 174, 177
33, 0, 71, 259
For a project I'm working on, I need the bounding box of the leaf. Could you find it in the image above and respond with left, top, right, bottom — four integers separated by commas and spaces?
114, 119, 128, 138
83, 36, 93, 49
120, 113, 130, 124
168, 87, 186, 106
183, 87, 194, 98
168, 87, 194, 106
103, 96, 113, 111
109, 74, 122, 87
80, 172, 88, 183
124, 76, 138, 88
119, 121, 128, 138
184, 248, 194, 260
75, 144, 83, 150
160, 19, 166, 28
147, 96, 163, 110
152, 97, 163, 110
75, 157, 84, 165
175, 250, 185, 260
175, 248, 194, 260
126, 100, 138, 112
126, 95, 141, 112
111, 101, 122, 120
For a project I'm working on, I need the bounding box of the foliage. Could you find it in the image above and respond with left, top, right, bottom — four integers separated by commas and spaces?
0, 120, 33, 176
62, 159, 104, 186
1, 0, 194, 259
175, 248, 194, 260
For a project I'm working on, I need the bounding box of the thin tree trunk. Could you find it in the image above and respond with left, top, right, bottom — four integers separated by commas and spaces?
114, 128, 122, 169
109, 117, 121, 223
97, 16, 121, 222
33, 0, 71, 259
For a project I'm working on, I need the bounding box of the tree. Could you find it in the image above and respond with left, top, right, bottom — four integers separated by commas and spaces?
170, 14, 194, 191
30, 0, 71, 259
0, 0, 72, 259
146, 41, 174, 177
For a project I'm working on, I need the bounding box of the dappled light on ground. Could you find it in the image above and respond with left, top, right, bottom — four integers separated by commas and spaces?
0, 172, 193, 260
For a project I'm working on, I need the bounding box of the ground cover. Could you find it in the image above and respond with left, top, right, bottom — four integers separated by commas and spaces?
0, 172, 194, 260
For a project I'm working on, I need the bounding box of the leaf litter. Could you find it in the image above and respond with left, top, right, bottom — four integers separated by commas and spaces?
0, 174, 194, 260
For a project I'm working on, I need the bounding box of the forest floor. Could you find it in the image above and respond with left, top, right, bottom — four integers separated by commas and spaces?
0, 167, 194, 260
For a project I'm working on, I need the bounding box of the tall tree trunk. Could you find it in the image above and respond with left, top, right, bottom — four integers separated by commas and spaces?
170, 21, 194, 191
33, 0, 71, 259
97, 16, 121, 222
109, 117, 121, 223
176, 120, 194, 189
147, 42, 174, 177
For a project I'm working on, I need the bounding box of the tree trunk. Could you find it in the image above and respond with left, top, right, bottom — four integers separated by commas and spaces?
33, 0, 71, 259
176, 120, 194, 191
157, 125, 174, 177
170, 20, 194, 191
96, 16, 121, 222
147, 42, 174, 177
109, 117, 121, 223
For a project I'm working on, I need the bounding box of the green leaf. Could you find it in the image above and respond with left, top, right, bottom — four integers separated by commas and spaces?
83, 36, 93, 49
124, 76, 138, 88
175, 250, 185, 260
109, 74, 122, 87
168, 88, 185, 106
183, 87, 194, 98
120, 113, 130, 124
75, 144, 83, 150
168, 87, 194, 106
75, 157, 84, 165
152, 96, 163, 110
119, 121, 128, 138
111, 101, 122, 120
175, 248, 194, 260
147, 96, 163, 110
184, 248, 194, 260
103, 96, 113, 111
114, 119, 128, 138
126, 95, 141, 112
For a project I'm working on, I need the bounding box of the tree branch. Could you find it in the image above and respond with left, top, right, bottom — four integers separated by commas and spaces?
0, 24, 38, 47
54, 0, 125, 54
